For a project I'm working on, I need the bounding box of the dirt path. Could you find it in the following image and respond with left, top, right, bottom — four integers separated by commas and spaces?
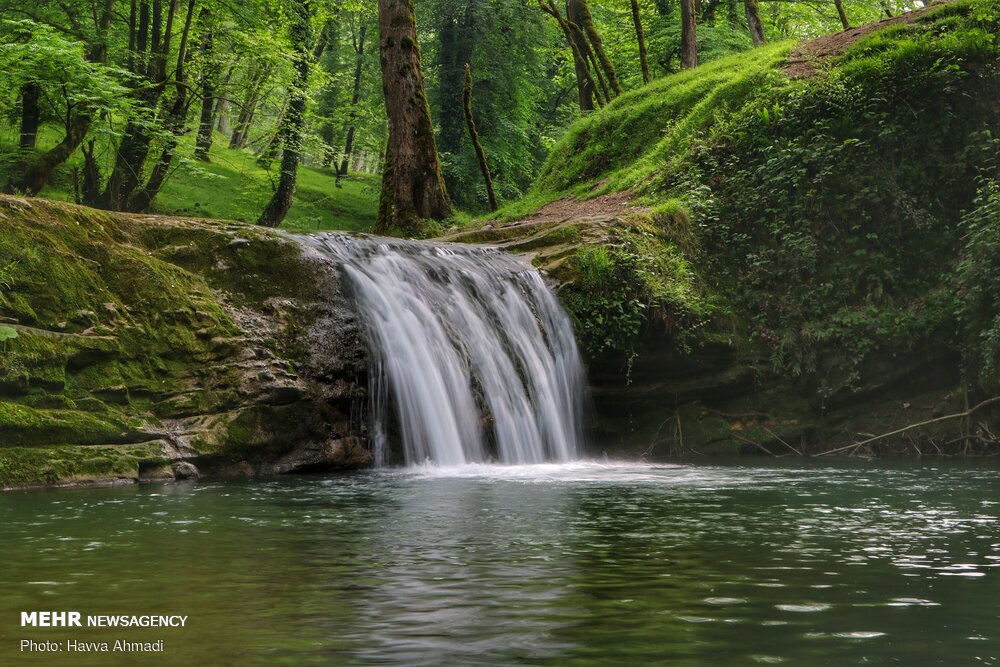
507, 191, 645, 226
783, 1, 952, 78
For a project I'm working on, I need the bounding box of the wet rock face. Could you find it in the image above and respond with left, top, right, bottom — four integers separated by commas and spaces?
0, 196, 370, 489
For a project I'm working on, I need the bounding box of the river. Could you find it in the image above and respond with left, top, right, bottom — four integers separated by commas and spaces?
2, 460, 998, 666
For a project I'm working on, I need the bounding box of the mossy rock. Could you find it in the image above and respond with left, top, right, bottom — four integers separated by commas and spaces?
0, 196, 367, 488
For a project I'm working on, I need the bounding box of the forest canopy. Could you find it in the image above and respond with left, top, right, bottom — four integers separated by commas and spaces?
0, 0, 932, 226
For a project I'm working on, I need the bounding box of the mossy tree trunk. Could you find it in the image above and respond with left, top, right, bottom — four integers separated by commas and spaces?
463, 64, 498, 212
744, 0, 765, 46
375, 0, 451, 234
576, 0, 621, 96
630, 0, 651, 84
680, 0, 698, 69
258, 0, 314, 228
571, 18, 611, 102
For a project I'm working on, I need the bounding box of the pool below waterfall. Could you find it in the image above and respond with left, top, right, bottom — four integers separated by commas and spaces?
2, 460, 999, 666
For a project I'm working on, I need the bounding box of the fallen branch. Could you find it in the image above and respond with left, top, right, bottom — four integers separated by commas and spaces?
816, 396, 1000, 457
732, 432, 776, 456
762, 425, 805, 457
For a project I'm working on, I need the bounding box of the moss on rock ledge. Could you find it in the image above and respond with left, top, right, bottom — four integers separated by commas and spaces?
0, 196, 369, 488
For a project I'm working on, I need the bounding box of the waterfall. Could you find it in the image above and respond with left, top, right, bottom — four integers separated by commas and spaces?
300, 233, 586, 466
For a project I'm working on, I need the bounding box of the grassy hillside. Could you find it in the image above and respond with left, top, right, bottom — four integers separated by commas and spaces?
498, 0, 1000, 400
0, 127, 379, 232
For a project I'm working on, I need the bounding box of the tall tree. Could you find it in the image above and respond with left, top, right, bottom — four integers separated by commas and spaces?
127, 0, 197, 212
258, 0, 315, 227
375, 0, 450, 233
575, 0, 621, 95
338, 21, 368, 177
194, 8, 218, 161
630, 0, 651, 84
679, 0, 698, 69
462, 64, 497, 212
539, 0, 602, 111
101, 0, 185, 211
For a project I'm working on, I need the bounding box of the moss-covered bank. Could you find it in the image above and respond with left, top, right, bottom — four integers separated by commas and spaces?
464, 0, 1000, 457
0, 196, 369, 488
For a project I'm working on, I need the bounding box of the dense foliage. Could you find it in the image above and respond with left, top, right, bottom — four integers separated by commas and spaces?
0, 0, 931, 223
534, 0, 999, 400
696, 0, 998, 394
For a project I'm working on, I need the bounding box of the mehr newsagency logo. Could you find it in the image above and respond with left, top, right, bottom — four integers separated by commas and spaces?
19, 611, 189, 654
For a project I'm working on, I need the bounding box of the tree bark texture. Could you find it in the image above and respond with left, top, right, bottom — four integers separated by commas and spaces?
680, 0, 698, 69
744, 0, 765, 46
375, 0, 451, 234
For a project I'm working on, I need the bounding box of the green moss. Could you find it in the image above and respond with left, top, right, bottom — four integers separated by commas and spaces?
531, 41, 792, 200
0, 442, 165, 487
0, 401, 141, 447
561, 219, 720, 356
0, 195, 336, 486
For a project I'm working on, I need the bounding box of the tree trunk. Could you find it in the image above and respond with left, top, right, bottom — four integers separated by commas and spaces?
463, 64, 497, 212
101, 0, 180, 210
630, 0, 651, 84
576, 0, 621, 95
375, 0, 451, 234
833, 0, 850, 30
575, 22, 611, 102
229, 65, 266, 149
339, 23, 368, 176
680, 0, 698, 69
194, 9, 217, 162
19, 83, 41, 151
215, 93, 230, 134
81, 139, 101, 206
538, 0, 601, 111
127, 0, 196, 212
744, 0, 765, 46
257, 102, 285, 167
258, 0, 313, 227
566, 0, 597, 110
229, 81, 259, 150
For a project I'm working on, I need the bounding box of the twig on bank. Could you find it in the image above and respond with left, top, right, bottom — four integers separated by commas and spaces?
732, 432, 776, 456
762, 425, 805, 457
816, 396, 1000, 457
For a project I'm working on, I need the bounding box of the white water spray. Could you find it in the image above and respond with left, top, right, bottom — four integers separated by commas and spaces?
301, 233, 586, 466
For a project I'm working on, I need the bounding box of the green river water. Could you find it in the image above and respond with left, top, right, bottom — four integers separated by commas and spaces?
1, 460, 998, 666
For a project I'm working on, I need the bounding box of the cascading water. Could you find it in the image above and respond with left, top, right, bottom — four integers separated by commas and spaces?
300, 233, 586, 466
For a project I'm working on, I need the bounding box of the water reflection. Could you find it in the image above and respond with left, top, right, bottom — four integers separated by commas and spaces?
1, 461, 999, 665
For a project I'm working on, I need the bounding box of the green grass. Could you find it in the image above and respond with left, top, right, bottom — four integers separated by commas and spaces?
528, 41, 794, 202
0, 125, 379, 232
